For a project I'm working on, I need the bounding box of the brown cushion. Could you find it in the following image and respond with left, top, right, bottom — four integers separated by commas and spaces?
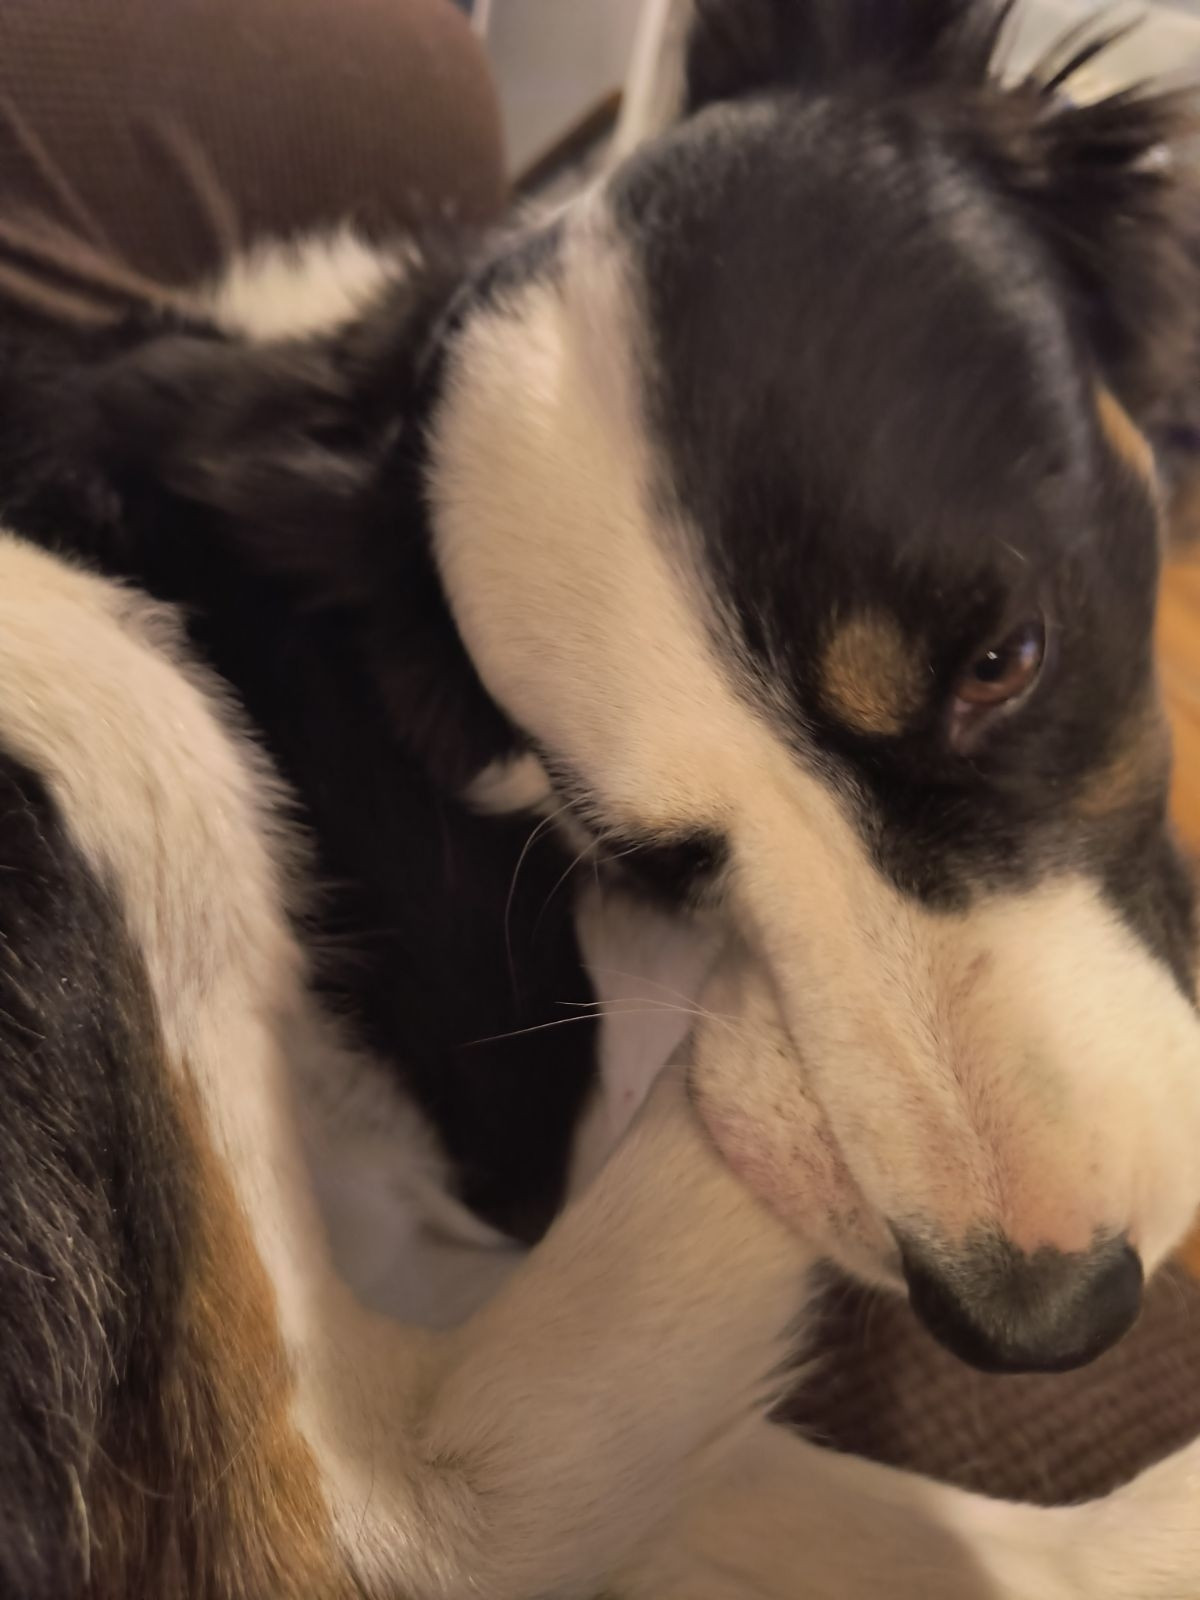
787, 1264, 1200, 1505
0, 0, 505, 325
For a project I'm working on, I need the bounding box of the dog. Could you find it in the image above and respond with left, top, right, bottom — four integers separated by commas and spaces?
5, 0, 1200, 1594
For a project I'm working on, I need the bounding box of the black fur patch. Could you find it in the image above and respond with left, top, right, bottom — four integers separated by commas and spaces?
682, 1, 1200, 414
615, 2, 1200, 983
0, 231, 597, 1244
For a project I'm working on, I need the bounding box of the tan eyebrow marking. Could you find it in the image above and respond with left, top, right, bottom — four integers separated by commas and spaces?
1075, 692, 1171, 821
820, 611, 925, 736
1097, 385, 1155, 485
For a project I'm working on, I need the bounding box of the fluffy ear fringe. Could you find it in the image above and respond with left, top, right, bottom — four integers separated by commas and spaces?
685, 0, 1200, 418
985, 58, 1200, 419
684, 0, 1013, 111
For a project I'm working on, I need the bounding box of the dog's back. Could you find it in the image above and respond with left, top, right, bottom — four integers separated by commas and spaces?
0, 539, 356, 1598
0, 733, 175, 1595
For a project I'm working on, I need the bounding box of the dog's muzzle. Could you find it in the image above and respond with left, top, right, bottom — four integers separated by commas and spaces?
899, 1231, 1144, 1375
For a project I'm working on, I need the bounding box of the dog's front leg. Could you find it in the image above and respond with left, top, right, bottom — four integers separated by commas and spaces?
322, 1067, 814, 1600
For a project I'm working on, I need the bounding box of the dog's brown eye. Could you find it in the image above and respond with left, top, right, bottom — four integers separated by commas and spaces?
950, 618, 1045, 743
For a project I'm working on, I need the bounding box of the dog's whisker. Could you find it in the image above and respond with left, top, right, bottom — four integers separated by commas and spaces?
461, 1005, 716, 1050
502, 802, 574, 995
588, 962, 721, 1010
584, 966, 746, 1037
533, 834, 602, 937
572, 1002, 748, 1040
557, 995, 703, 1013
555, 994, 748, 1040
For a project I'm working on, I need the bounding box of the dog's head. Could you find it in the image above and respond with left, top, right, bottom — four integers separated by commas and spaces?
427, 0, 1200, 1372
9, 0, 1200, 1376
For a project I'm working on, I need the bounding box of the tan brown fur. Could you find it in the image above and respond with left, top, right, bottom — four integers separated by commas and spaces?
1097, 386, 1156, 486
1166, 460, 1200, 552
88, 1072, 353, 1600
820, 611, 926, 735
1075, 695, 1171, 821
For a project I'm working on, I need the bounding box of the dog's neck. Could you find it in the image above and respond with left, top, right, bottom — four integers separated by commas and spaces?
353, 261, 527, 796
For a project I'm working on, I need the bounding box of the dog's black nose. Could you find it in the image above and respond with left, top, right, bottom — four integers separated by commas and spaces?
900, 1233, 1143, 1375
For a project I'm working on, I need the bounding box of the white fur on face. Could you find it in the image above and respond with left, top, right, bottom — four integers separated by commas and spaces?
714, 862, 1200, 1277
428, 201, 1200, 1277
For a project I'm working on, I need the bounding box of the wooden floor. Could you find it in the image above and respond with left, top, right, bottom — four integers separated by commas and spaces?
1159, 556, 1200, 1274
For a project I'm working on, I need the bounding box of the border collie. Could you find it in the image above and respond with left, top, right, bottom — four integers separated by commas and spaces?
4, 1, 1200, 1594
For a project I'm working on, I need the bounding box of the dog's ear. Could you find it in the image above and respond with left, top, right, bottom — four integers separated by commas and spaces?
0, 318, 387, 605
683, 0, 1008, 112
0, 312, 520, 788
978, 60, 1200, 422
102, 326, 387, 601
0, 231, 470, 607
